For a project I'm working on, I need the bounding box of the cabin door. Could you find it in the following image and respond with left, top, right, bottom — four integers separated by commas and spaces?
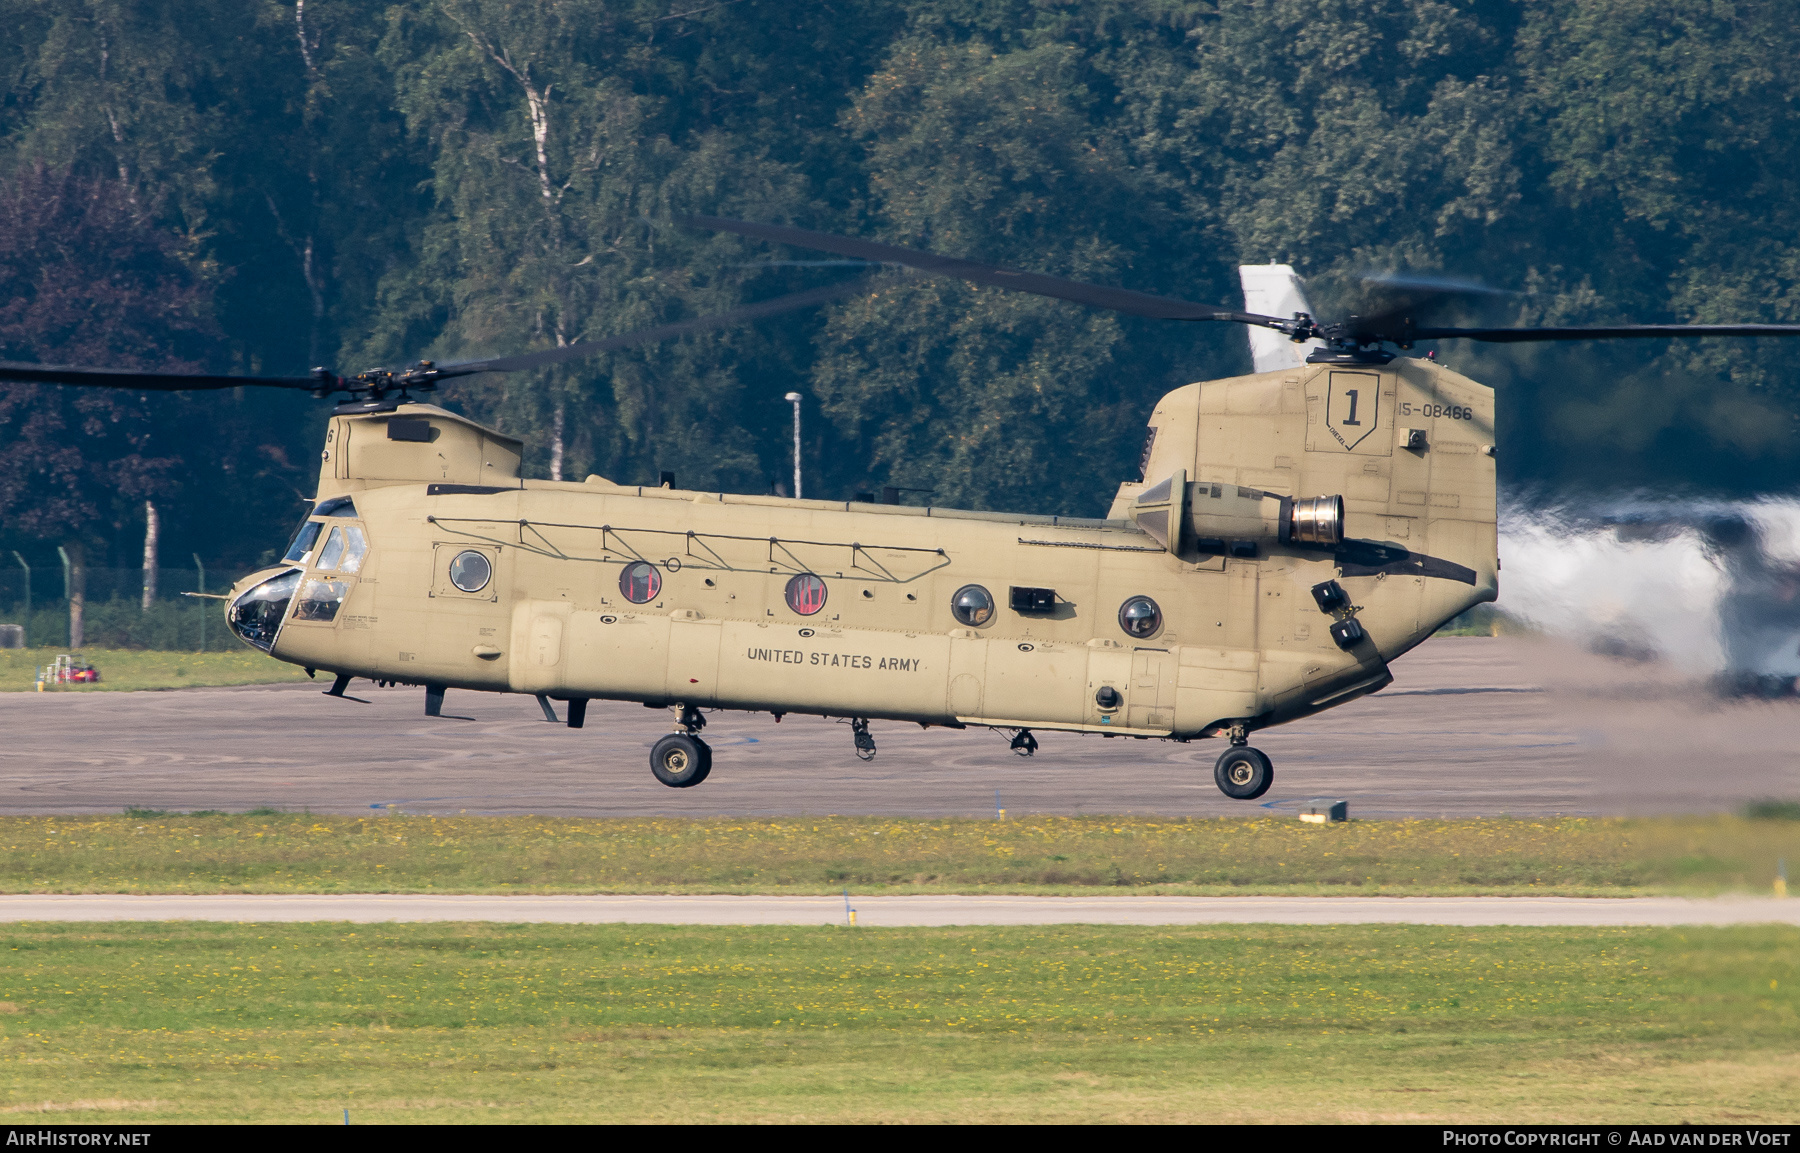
1127, 648, 1176, 732
666, 615, 722, 706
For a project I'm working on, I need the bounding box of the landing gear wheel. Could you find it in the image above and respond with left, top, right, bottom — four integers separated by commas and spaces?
1214, 746, 1272, 800
651, 733, 713, 788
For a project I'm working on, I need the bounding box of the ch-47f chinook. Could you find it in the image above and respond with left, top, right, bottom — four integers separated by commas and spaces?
11, 216, 1800, 798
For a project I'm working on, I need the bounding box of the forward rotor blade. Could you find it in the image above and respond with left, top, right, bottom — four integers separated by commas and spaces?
1412, 324, 1800, 344
0, 362, 318, 391
0, 279, 878, 395
436, 277, 877, 378
681, 215, 1284, 327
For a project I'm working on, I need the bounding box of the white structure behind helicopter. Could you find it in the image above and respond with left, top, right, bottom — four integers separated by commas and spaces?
1237, 264, 1326, 372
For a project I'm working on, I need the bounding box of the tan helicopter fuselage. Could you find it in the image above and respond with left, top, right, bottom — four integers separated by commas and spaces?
234, 356, 1497, 739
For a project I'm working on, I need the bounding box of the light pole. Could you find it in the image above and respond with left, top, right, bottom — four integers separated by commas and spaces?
193, 554, 206, 652
784, 392, 803, 499
56, 545, 72, 647
11, 552, 28, 649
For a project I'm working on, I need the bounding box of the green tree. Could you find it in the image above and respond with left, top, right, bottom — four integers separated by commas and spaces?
1492, 0, 1800, 492
811, 33, 1229, 514
5, 0, 1800, 554
371, 2, 898, 491
0, 0, 425, 563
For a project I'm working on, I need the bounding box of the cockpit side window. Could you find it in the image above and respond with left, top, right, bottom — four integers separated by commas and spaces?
315, 524, 368, 574
316, 526, 346, 571
283, 495, 363, 567
293, 578, 349, 622
281, 520, 323, 564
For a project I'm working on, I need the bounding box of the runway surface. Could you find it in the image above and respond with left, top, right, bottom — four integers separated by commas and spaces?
1, 894, 1795, 926
1, 636, 1795, 818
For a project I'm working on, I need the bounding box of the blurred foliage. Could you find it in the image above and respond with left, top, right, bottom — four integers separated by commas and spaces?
1743, 800, 1800, 822
2, 0, 1797, 572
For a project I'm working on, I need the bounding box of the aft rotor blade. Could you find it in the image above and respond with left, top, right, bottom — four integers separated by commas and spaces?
1360, 272, 1508, 297
1412, 324, 1800, 344
1341, 278, 1512, 344
0, 362, 318, 391
436, 277, 877, 378
681, 215, 1285, 328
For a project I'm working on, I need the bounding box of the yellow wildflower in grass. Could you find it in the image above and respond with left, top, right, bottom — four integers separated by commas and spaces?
0, 923, 1794, 1122
0, 813, 1794, 896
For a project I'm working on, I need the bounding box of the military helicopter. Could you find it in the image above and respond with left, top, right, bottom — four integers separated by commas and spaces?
9, 215, 1800, 798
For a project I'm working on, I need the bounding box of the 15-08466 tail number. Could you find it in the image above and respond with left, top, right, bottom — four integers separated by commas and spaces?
1399, 402, 1473, 420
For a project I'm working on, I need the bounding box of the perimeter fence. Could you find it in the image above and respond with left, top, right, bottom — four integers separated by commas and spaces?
0, 565, 256, 651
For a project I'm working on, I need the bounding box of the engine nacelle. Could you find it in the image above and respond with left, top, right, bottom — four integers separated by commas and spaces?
1131, 469, 1343, 556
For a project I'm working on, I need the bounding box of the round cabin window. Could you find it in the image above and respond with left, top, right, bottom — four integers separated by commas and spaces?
950, 584, 995, 627
619, 561, 662, 604
448, 550, 492, 593
1118, 595, 1162, 639
785, 573, 828, 616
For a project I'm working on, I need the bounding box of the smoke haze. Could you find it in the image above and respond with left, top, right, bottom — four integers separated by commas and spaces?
1497, 497, 1800, 687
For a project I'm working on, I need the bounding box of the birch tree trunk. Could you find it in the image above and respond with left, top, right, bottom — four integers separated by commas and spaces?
550, 401, 565, 481
67, 543, 85, 650
141, 500, 159, 610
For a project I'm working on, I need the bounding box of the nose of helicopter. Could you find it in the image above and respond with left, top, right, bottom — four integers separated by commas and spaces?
226, 566, 303, 653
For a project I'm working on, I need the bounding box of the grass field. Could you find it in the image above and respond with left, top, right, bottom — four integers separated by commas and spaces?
0, 922, 1794, 1123
4, 812, 1797, 896
0, 647, 308, 692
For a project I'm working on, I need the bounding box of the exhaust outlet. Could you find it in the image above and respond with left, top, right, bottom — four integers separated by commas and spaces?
1287, 495, 1345, 547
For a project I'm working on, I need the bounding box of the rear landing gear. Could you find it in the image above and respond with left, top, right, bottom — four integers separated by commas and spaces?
1009, 729, 1038, 757
1214, 745, 1272, 800
650, 704, 712, 788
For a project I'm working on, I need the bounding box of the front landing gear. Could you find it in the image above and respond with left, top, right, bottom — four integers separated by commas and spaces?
651, 732, 712, 788
650, 705, 712, 788
1214, 745, 1273, 800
